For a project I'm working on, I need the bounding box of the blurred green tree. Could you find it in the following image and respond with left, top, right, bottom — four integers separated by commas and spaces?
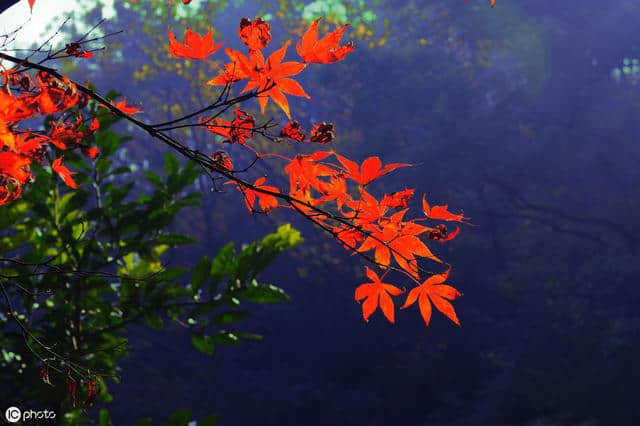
0, 98, 301, 424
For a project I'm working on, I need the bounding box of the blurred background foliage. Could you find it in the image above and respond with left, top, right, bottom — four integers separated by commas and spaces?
2, 0, 640, 425
0, 94, 301, 424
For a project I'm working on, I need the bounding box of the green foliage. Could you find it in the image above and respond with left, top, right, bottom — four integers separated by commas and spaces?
0, 102, 301, 424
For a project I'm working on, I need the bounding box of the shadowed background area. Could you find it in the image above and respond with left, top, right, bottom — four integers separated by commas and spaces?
3, 0, 640, 424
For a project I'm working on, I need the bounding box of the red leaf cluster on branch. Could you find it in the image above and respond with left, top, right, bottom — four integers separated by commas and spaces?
0, 11, 471, 330
0, 69, 101, 200
163, 16, 469, 327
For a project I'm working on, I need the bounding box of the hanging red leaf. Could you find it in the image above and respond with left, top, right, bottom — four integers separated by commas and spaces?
52, 156, 77, 189
229, 177, 280, 213
354, 267, 404, 323
401, 268, 462, 327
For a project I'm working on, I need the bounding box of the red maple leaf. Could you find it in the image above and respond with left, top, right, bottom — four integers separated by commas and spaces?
109, 98, 141, 115
229, 177, 280, 213
0, 152, 31, 184
401, 268, 462, 327
167, 27, 223, 60
357, 209, 440, 276
52, 156, 77, 189
241, 40, 310, 119
336, 154, 410, 186
422, 195, 470, 223
284, 151, 335, 194
296, 18, 355, 64
206, 48, 257, 86
344, 189, 388, 226
238, 18, 271, 51
354, 267, 404, 323
317, 175, 349, 208
200, 108, 254, 144
381, 189, 415, 209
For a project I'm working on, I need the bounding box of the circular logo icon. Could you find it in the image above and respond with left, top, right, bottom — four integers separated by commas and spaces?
5, 406, 21, 423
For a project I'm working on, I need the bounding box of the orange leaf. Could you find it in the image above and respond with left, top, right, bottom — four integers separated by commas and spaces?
336, 154, 410, 186
354, 267, 403, 323
401, 269, 462, 327
296, 18, 355, 64
226, 40, 308, 119
0, 152, 31, 184
258, 41, 309, 119
167, 27, 223, 60
51, 156, 77, 189
238, 18, 271, 51
422, 195, 470, 223
228, 177, 280, 213
381, 189, 415, 209
112, 99, 141, 115
284, 151, 335, 194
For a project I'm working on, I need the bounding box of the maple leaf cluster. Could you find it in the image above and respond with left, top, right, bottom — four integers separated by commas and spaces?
0, 7, 471, 330
164, 17, 471, 328
0, 69, 102, 203
168, 16, 353, 119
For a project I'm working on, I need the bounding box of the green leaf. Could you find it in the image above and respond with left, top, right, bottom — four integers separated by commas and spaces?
95, 130, 122, 156
133, 419, 152, 426
153, 267, 187, 283
98, 409, 112, 426
110, 166, 133, 176
191, 334, 215, 355
237, 332, 264, 341
192, 256, 211, 290
145, 171, 164, 187
144, 314, 164, 330
211, 310, 250, 325
0, 201, 28, 231
210, 242, 236, 291
105, 89, 121, 101
165, 409, 192, 426
212, 331, 240, 345
198, 414, 219, 426
164, 152, 179, 176
59, 191, 89, 221
156, 234, 197, 246
237, 281, 290, 304
105, 182, 134, 207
